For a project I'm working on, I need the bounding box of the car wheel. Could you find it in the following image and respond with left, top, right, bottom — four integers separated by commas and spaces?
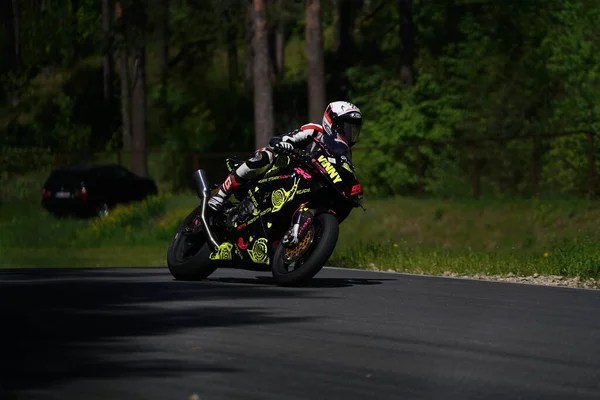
95, 202, 109, 218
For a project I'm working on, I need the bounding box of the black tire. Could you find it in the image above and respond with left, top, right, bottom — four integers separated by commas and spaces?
271, 212, 339, 286
166, 205, 218, 281
94, 202, 109, 218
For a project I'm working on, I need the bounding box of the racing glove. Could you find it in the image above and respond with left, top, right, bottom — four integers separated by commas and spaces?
274, 141, 294, 150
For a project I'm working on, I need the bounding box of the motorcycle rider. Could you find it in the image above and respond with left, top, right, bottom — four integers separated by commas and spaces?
207, 100, 363, 213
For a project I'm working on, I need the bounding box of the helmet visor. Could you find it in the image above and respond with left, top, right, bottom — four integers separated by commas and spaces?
343, 122, 361, 143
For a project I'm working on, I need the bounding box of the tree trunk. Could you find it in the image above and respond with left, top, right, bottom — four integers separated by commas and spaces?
332, 0, 359, 98
102, 0, 114, 134
12, 0, 21, 74
274, 0, 285, 79
157, 0, 169, 136
1, 0, 16, 75
115, 1, 132, 152
131, 50, 148, 177
334, 0, 356, 70
227, 16, 238, 88
119, 49, 132, 152
130, 1, 148, 177
398, 0, 415, 85
306, 0, 326, 123
252, 0, 275, 148
267, 24, 277, 82
245, 0, 254, 93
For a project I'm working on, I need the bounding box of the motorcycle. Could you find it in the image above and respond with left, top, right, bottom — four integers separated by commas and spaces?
166, 134, 365, 286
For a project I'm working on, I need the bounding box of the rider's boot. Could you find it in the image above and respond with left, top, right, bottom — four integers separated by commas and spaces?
208, 148, 273, 213
208, 172, 244, 212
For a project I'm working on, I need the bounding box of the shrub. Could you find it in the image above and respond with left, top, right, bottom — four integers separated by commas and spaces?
82, 193, 171, 243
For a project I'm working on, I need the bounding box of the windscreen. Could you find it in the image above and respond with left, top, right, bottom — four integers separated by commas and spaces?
44, 170, 88, 189
319, 134, 351, 158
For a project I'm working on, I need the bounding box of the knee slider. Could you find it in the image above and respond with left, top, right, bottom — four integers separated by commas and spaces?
246, 149, 274, 169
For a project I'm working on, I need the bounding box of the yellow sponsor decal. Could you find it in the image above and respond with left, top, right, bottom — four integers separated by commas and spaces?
297, 188, 310, 195
317, 155, 342, 183
209, 242, 234, 260
234, 246, 243, 259
247, 238, 269, 264
271, 177, 300, 213
246, 215, 259, 226
342, 162, 353, 172
260, 207, 272, 215
258, 175, 288, 184
249, 191, 259, 206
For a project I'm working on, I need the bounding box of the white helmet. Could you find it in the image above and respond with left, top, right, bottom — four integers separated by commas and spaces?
322, 101, 363, 147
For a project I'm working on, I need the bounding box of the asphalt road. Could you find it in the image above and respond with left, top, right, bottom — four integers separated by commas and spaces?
1, 266, 600, 400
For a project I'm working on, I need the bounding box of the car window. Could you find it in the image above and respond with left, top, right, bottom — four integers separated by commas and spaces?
114, 166, 135, 178
95, 165, 133, 179
93, 167, 113, 179
45, 170, 87, 186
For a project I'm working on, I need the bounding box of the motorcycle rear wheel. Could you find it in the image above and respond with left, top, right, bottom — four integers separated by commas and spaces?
166, 205, 218, 281
271, 212, 339, 286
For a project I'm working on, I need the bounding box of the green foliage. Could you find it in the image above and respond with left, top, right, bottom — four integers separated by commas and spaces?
19, 1, 101, 71
543, 0, 600, 131
347, 66, 461, 197
38, 92, 92, 152
3, 0, 600, 200
341, 0, 600, 198
158, 90, 218, 191
81, 193, 170, 244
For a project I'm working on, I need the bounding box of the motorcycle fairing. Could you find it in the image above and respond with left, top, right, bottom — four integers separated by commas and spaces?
208, 138, 362, 264
209, 165, 315, 264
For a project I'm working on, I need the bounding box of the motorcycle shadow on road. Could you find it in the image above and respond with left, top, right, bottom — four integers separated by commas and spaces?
206, 261, 396, 288
208, 272, 395, 288
209, 276, 393, 288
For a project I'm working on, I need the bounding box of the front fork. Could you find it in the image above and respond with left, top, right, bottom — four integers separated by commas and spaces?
282, 202, 314, 248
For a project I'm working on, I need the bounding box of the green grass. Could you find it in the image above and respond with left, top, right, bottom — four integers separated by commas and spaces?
330, 241, 600, 278
329, 196, 600, 278
1, 193, 600, 279
1, 247, 167, 268
0, 192, 195, 267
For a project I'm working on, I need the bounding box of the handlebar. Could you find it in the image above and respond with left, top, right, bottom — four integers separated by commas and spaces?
271, 145, 311, 161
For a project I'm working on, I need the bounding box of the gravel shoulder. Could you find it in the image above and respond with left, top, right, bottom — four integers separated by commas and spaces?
443, 271, 600, 289
366, 266, 600, 289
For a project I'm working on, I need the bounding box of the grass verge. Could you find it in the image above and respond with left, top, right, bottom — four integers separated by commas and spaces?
329, 196, 600, 279
329, 241, 600, 278
1, 194, 600, 280
1, 247, 167, 268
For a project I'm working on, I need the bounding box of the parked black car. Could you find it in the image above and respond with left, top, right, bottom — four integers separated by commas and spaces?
41, 164, 158, 218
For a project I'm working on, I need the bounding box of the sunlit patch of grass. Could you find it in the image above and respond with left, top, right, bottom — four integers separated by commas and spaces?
335, 196, 600, 254
328, 195, 600, 279
329, 240, 600, 279
2, 194, 600, 277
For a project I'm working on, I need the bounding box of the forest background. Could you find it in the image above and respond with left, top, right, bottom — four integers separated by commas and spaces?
2, 0, 600, 279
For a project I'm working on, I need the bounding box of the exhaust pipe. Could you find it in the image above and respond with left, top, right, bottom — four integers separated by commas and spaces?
192, 169, 220, 252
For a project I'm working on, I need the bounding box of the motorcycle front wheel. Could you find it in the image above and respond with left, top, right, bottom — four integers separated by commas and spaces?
270, 212, 339, 286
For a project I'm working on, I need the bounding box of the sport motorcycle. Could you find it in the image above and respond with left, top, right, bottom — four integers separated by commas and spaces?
166, 134, 365, 286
